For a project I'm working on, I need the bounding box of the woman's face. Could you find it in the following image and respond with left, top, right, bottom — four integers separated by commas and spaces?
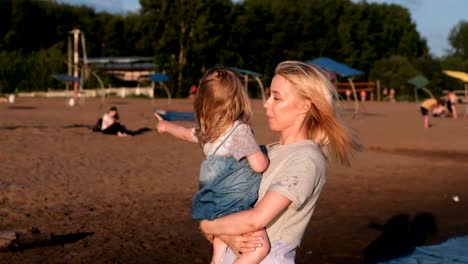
264, 74, 306, 132
109, 110, 117, 117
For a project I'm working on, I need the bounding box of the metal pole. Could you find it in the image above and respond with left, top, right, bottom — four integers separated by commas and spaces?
67, 34, 72, 92
71, 29, 80, 99
465, 83, 467, 118
376, 80, 381, 101
348, 78, 359, 115
254, 76, 266, 102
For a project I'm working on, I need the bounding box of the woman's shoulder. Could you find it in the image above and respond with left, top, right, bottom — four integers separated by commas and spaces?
270, 141, 324, 160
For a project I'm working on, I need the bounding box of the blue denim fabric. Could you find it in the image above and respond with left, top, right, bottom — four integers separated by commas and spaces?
192, 155, 262, 220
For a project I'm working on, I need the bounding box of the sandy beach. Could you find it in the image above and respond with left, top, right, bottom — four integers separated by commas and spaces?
1, 97, 467, 263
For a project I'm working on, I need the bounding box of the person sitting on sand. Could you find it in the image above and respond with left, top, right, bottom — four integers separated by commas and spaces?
99, 106, 131, 137
420, 98, 438, 128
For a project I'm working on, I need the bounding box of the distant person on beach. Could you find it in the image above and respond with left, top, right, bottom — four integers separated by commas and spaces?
382, 87, 388, 100
432, 101, 448, 118
345, 89, 352, 101
154, 66, 270, 264
390, 88, 396, 102
361, 90, 367, 101
189, 84, 197, 98
98, 106, 131, 137
446, 90, 458, 119
420, 98, 438, 128
199, 61, 361, 263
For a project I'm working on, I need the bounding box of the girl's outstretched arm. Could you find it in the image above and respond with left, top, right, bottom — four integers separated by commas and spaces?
154, 113, 197, 143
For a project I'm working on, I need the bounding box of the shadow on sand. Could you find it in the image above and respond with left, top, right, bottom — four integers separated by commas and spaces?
0, 124, 152, 136
5, 229, 94, 252
363, 212, 438, 264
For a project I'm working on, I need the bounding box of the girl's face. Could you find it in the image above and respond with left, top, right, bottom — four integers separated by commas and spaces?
264, 74, 307, 132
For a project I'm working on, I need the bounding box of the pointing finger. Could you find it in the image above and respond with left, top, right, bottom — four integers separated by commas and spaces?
154, 112, 163, 121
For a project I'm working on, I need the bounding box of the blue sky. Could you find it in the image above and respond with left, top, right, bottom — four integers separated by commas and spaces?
59, 0, 467, 58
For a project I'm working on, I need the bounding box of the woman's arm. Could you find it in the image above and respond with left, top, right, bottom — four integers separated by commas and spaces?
154, 113, 197, 143
200, 191, 291, 236
247, 151, 269, 173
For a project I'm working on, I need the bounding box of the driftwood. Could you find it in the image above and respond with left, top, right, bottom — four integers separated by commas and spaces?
0, 228, 93, 252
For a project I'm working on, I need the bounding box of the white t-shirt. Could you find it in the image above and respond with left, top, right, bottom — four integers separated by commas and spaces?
101, 113, 115, 130
192, 121, 260, 160
258, 140, 327, 247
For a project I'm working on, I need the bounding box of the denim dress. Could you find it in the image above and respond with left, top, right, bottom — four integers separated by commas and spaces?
191, 124, 262, 221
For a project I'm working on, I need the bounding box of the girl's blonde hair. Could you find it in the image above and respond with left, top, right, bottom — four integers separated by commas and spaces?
275, 61, 361, 166
193, 65, 252, 145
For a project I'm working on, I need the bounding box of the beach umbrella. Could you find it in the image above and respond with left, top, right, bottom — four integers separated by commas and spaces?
443, 70, 468, 116
306, 57, 364, 114
407, 75, 434, 106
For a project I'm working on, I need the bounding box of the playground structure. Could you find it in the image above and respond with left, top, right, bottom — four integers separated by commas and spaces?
148, 73, 171, 104
85, 57, 155, 82
306, 57, 366, 115
148, 73, 197, 121
230, 68, 267, 102
336, 81, 378, 101
407, 75, 435, 108
68, 29, 88, 98
51, 29, 160, 105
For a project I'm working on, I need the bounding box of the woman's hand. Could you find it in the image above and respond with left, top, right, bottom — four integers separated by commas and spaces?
218, 233, 265, 257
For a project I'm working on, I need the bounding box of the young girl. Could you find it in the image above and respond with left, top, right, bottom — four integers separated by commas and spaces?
154, 66, 270, 264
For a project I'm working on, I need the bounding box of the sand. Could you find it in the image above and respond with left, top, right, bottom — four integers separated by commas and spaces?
1, 97, 467, 263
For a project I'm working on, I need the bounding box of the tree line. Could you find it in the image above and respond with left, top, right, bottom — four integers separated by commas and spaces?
0, 0, 467, 100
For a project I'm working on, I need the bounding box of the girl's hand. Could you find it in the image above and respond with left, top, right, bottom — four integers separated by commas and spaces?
219, 233, 265, 257
154, 113, 169, 133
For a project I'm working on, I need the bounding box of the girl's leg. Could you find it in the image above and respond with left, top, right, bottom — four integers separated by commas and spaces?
212, 237, 228, 264
233, 229, 270, 264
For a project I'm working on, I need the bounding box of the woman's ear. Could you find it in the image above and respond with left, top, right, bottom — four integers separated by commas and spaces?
299, 100, 311, 114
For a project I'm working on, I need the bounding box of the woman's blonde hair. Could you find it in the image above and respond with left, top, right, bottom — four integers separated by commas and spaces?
193, 65, 252, 145
275, 61, 361, 166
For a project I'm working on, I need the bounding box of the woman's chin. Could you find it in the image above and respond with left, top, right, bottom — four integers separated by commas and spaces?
267, 123, 279, 131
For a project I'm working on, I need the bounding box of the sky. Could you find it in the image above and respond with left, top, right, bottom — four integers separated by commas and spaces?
58, 0, 467, 58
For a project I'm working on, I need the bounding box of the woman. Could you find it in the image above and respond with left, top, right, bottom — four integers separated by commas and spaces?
200, 61, 361, 263
101, 106, 130, 137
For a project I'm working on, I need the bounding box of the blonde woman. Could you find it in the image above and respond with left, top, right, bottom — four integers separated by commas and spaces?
154, 66, 270, 264
200, 61, 361, 263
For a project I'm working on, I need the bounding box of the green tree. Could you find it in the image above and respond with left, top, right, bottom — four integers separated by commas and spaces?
448, 20, 468, 59
369, 55, 419, 100
140, 0, 233, 96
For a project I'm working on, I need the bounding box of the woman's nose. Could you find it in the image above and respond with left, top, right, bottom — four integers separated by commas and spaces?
263, 96, 271, 109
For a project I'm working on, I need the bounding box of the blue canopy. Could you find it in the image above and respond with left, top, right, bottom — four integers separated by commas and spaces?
230, 67, 262, 77
52, 74, 81, 83
148, 73, 169, 82
306, 57, 363, 78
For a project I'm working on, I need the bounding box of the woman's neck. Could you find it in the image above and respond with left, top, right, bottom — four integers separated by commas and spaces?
278, 126, 309, 145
